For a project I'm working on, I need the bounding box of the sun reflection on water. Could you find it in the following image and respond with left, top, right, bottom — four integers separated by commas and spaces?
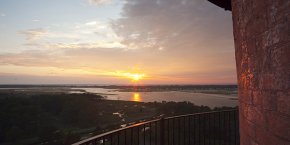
131, 93, 142, 102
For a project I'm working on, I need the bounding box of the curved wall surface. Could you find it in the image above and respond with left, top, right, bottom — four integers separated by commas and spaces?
231, 0, 290, 144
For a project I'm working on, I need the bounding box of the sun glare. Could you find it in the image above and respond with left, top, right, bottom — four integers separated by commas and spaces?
108, 71, 145, 82
130, 73, 145, 82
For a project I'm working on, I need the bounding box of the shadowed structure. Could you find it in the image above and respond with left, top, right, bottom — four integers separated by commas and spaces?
209, 0, 290, 145
208, 0, 232, 11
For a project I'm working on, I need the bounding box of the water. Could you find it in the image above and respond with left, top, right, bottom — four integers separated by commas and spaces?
73, 87, 238, 108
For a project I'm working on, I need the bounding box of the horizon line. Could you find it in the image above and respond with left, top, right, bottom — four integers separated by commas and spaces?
0, 83, 238, 86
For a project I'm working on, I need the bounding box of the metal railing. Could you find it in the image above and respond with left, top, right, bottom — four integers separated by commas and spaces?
73, 109, 239, 145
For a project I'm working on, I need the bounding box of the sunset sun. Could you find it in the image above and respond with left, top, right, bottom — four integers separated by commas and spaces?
130, 74, 144, 82
125, 73, 145, 82
107, 71, 146, 82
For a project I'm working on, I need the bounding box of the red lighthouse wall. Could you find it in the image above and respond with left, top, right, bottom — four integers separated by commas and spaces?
231, 0, 290, 144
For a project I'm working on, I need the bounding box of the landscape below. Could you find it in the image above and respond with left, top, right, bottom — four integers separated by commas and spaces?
0, 85, 237, 145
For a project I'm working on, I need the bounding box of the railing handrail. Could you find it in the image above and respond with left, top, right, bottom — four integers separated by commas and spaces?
165, 109, 237, 119
72, 118, 161, 145
72, 109, 238, 145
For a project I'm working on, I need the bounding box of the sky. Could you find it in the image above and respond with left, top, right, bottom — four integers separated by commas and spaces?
0, 0, 236, 85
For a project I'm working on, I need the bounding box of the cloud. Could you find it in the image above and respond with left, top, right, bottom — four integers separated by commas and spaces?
19, 20, 126, 50
20, 28, 48, 41
0, 50, 60, 67
47, 42, 125, 49
0, 13, 6, 17
87, 0, 112, 5
113, 0, 234, 52
85, 21, 97, 26
19, 20, 124, 49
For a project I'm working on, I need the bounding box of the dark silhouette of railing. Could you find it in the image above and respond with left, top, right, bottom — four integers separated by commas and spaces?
72, 109, 239, 145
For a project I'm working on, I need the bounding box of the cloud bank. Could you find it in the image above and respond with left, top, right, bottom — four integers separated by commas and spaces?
113, 0, 233, 51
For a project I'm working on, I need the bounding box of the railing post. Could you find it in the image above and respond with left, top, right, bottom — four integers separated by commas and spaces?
160, 118, 165, 145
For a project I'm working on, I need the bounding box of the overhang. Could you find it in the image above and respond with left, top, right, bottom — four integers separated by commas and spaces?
208, 0, 232, 11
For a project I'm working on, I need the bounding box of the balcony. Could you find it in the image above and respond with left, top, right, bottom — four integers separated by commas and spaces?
73, 109, 239, 145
